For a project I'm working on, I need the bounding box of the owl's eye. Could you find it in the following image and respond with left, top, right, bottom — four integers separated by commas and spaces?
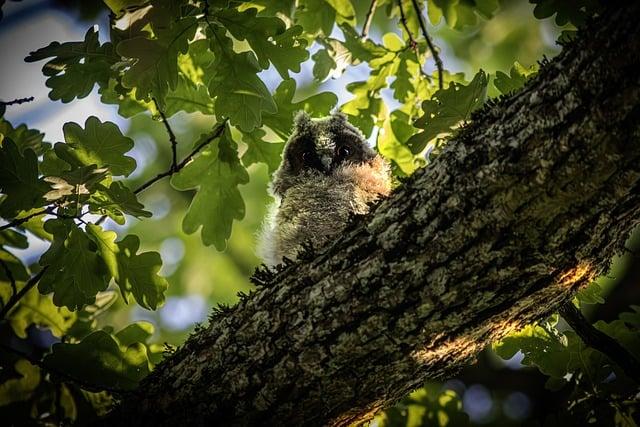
338, 146, 351, 157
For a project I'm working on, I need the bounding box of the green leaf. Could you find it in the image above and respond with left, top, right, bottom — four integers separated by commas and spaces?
0, 118, 46, 155
39, 219, 110, 310
216, 8, 309, 79
241, 128, 284, 173
87, 224, 168, 310
114, 321, 154, 346
426, 0, 498, 29
25, 27, 116, 102
377, 110, 421, 175
0, 139, 48, 218
54, 116, 135, 177
43, 165, 109, 203
43, 330, 151, 391
494, 62, 537, 95
575, 281, 605, 305
493, 323, 570, 379
529, 0, 600, 27
103, 0, 149, 16
164, 74, 214, 117
206, 24, 277, 132
295, 0, 337, 37
0, 249, 29, 285
311, 48, 337, 82
89, 181, 151, 225
0, 229, 28, 249
408, 70, 488, 153
0, 360, 40, 406
6, 285, 76, 339
171, 126, 249, 250
99, 78, 149, 118
116, 17, 198, 106
262, 79, 338, 138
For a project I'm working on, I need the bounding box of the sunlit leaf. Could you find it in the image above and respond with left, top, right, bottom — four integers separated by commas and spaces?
87, 224, 168, 310
25, 27, 117, 102
44, 330, 151, 391
171, 126, 249, 250
408, 70, 488, 153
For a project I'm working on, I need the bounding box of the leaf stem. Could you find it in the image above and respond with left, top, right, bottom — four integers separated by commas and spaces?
409, 0, 444, 89
362, 0, 378, 38
559, 302, 640, 384
0, 266, 48, 319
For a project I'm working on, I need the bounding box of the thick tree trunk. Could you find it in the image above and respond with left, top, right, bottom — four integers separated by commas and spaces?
106, 4, 640, 426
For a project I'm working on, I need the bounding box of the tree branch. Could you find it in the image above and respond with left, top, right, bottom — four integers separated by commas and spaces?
361, 0, 378, 38
0, 208, 50, 231
410, 0, 443, 89
0, 266, 48, 319
0, 96, 35, 106
133, 120, 227, 195
397, 0, 427, 78
95, 120, 227, 225
559, 302, 640, 384
152, 97, 178, 172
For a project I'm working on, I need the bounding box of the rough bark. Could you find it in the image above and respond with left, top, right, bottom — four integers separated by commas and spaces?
106, 4, 640, 426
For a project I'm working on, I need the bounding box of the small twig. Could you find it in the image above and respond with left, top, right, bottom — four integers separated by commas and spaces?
0, 266, 48, 319
0, 259, 17, 296
410, 0, 444, 89
133, 120, 227, 195
152, 98, 178, 171
0, 208, 51, 231
362, 0, 379, 38
397, 0, 427, 78
560, 302, 640, 384
0, 341, 127, 394
0, 96, 35, 106
95, 120, 227, 225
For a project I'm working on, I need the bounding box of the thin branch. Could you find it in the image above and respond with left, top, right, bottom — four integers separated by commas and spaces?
410, 0, 444, 89
153, 98, 178, 171
0, 259, 17, 296
133, 120, 227, 195
560, 302, 640, 384
361, 0, 379, 38
95, 120, 228, 226
0, 341, 128, 395
397, 0, 427, 78
0, 208, 50, 231
0, 96, 35, 106
0, 266, 48, 319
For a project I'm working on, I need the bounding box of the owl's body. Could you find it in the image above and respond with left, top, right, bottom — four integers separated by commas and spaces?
259, 112, 391, 266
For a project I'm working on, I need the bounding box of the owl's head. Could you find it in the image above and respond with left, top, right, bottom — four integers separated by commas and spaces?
271, 112, 377, 197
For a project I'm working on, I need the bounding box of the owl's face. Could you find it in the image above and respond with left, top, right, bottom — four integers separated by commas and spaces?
271, 112, 376, 197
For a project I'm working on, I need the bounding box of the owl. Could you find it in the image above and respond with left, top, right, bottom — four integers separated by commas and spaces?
258, 112, 392, 266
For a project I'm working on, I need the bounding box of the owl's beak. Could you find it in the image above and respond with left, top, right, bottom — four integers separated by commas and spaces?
319, 152, 332, 170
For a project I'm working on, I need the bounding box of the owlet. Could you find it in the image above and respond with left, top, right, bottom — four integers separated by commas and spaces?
258, 112, 392, 266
